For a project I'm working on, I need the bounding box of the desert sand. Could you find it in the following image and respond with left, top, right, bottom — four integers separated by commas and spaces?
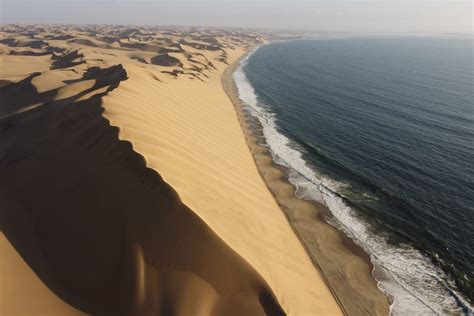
0, 25, 388, 315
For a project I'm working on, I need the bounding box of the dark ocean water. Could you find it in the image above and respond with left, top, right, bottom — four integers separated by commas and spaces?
234, 37, 474, 314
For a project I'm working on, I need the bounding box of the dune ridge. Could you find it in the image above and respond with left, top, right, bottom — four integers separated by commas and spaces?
0, 59, 284, 315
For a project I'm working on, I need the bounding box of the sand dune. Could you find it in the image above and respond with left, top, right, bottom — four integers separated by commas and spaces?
0, 60, 284, 315
0, 25, 388, 315
101, 60, 344, 315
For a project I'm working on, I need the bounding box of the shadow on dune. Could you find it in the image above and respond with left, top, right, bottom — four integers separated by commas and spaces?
0, 38, 49, 49
150, 53, 183, 67
0, 65, 285, 316
51, 50, 86, 70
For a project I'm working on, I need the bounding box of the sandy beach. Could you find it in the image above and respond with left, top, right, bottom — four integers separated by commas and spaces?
0, 25, 388, 315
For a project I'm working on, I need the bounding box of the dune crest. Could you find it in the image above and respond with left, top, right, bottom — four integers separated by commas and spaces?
0, 25, 358, 316
0, 59, 284, 315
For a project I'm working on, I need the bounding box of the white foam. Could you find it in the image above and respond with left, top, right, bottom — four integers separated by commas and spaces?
233, 47, 474, 315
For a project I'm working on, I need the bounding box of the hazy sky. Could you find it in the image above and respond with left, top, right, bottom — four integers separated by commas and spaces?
1, 0, 472, 34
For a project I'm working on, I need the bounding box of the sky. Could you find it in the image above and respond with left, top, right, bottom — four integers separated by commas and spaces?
1, 0, 472, 34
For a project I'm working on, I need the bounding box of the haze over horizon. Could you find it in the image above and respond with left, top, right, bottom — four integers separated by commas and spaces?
1, 0, 472, 34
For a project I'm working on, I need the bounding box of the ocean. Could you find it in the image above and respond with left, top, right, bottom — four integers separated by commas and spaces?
234, 36, 474, 314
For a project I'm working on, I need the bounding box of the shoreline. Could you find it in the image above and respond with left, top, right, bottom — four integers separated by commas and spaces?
1, 24, 388, 315
1, 25, 471, 315
222, 46, 391, 315
99, 42, 344, 314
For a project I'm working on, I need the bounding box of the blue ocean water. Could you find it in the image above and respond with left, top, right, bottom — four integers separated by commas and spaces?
234, 36, 474, 314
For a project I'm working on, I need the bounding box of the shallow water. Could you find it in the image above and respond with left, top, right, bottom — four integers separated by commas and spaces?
235, 36, 474, 314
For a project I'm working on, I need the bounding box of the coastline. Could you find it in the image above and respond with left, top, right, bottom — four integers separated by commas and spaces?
222, 45, 391, 315
1, 25, 472, 315
1, 24, 386, 315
